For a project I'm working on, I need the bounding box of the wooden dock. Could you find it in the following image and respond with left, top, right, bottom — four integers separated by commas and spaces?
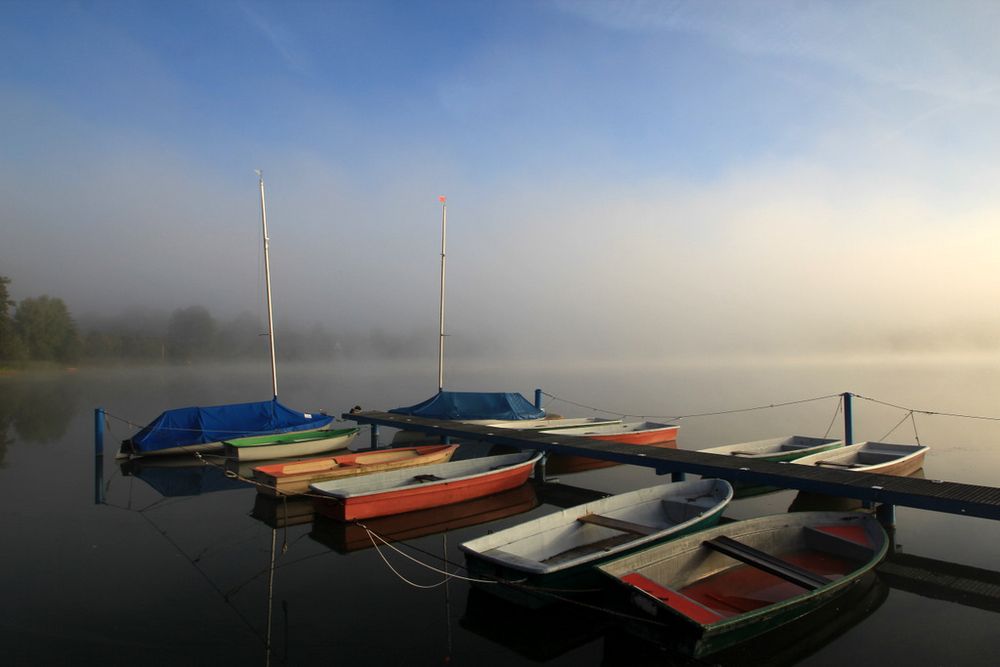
345, 411, 1000, 521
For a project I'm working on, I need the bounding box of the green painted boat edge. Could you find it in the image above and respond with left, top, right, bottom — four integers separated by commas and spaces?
225, 426, 360, 449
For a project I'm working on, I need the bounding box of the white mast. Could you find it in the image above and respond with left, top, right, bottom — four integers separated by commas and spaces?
437, 195, 447, 392
257, 170, 278, 399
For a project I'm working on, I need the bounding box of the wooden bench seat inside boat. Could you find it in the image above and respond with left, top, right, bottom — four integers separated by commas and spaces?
702, 536, 829, 590
577, 513, 658, 536
621, 572, 724, 624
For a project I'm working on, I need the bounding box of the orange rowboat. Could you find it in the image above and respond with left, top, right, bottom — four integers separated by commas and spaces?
310, 450, 543, 521
252, 444, 459, 497
540, 421, 679, 446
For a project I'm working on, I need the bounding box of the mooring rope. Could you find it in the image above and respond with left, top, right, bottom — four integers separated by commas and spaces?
823, 394, 844, 438
362, 525, 505, 587
540, 390, 843, 421
853, 393, 1000, 422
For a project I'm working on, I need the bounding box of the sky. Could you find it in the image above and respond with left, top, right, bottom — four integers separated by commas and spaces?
3, 0, 1000, 361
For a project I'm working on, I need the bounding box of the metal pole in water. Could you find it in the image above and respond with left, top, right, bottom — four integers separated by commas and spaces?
437, 195, 447, 393
843, 392, 854, 445
534, 388, 542, 410
258, 171, 279, 399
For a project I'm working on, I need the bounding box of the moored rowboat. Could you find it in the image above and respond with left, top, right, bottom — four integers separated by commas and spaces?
223, 426, 359, 462
459, 478, 733, 606
252, 444, 459, 497
596, 511, 888, 657
310, 450, 543, 521
791, 441, 928, 476
699, 435, 843, 462
540, 420, 679, 446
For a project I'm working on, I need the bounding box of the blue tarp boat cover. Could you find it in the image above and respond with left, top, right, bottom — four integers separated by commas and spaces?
126, 399, 333, 454
389, 391, 545, 421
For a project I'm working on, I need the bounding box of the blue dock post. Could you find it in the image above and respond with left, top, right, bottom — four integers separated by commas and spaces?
370, 424, 380, 450
534, 388, 542, 410
94, 408, 104, 456
843, 392, 854, 445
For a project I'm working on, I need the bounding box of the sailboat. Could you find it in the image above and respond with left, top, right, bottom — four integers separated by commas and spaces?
118, 173, 350, 458
388, 197, 547, 443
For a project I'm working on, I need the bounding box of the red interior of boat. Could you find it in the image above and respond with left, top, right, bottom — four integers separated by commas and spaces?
679, 550, 854, 618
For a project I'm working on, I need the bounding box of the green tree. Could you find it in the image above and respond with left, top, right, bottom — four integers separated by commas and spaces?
14, 295, 81, 362
0, 276, 27, 362
166, 305, 217, 362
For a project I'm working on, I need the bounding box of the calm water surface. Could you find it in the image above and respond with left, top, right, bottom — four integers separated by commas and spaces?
2, 355, 999, 665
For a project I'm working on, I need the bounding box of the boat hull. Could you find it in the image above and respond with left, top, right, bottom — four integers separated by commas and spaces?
311, 451, 543, 521
699, 435, 843, 462
596, 511, 888, 657
542, 421, 679, 446
252, 444, 459, 497
792, 441, 928, 476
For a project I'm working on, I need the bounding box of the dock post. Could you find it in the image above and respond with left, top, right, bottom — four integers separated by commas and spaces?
536, 454, 548, 483
94, 408, 104, 456
671, 471, 686, 482
370, 424, 380, 450
876, 502, 896, 527
843, 392, 854, 445
534, 388, 542, 410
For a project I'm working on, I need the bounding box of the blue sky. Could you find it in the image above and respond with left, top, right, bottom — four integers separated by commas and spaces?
4, 1, 1000, 359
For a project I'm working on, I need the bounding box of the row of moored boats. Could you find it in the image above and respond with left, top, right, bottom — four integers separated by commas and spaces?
117, 390, 926, 657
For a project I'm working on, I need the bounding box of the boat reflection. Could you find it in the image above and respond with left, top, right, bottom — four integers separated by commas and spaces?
601, 571, 889, 666
460, 586, 610, 662
118, 455, 250, 497
251, 492, 316, 528
309, 482, 539, 554
545, 439, 677, 476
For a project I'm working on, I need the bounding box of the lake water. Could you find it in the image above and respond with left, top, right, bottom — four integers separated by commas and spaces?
2, 355, 999, 665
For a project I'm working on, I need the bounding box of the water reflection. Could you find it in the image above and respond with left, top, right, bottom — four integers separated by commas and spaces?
310, 483, 539, 554
119, 455, 250, 497
0, 374, 79, 463
461, 587, 610, 661
251, 493, 315, 529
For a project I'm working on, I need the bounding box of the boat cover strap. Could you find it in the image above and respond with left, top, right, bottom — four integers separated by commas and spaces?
703, 536, 829, 590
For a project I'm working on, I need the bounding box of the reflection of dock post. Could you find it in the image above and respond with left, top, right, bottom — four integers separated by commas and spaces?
94, 408, 105, 505
843, 392, 854, 445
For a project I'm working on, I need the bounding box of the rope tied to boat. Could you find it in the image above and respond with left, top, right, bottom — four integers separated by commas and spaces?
360, 522, 506, 588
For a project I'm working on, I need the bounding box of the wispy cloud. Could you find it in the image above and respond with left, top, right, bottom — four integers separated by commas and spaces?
239, 2, 313, 76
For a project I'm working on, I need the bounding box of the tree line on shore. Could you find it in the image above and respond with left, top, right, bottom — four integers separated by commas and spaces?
0, 275, 431, 366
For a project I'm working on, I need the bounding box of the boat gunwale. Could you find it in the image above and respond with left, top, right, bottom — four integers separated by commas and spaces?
459, 479, 734, 575
597, 511, 889, 636
310, 451, 543, 500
